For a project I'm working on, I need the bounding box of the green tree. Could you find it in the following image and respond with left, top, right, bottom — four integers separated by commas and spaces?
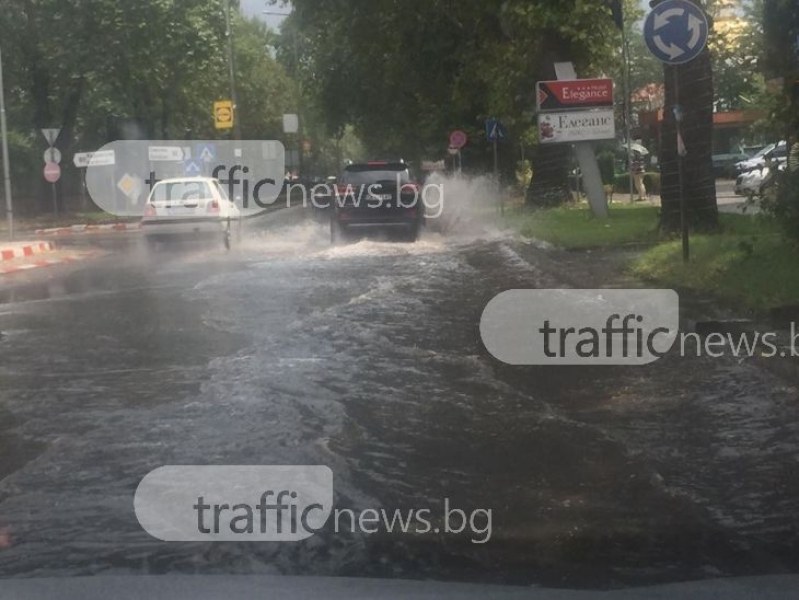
287, 0, 629, 202
0, 0, 298, 213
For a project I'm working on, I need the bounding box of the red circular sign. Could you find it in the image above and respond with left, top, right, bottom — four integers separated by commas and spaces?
43, 161, 61, 183
449, 130, 468, 149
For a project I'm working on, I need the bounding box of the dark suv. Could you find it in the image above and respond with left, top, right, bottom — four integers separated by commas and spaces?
328, 161, 424, 243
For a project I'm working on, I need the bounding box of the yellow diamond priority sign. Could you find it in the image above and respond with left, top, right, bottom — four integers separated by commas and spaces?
214, 100, 234, 130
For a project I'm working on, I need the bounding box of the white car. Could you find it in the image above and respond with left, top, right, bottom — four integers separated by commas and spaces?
734, 141, 787, 175
141, 177, 242, 249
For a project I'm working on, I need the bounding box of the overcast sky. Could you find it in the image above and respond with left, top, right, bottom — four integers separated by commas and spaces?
240, 0, 290, 30
240, 1, 652, 32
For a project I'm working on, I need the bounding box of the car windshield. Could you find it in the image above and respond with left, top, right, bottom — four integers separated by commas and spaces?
3, 1, 799, 599
340, 166, 410, 185
751, 143, 777, 159
150, 181, 213, 203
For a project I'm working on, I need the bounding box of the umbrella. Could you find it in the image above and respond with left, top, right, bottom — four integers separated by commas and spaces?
622, 142, 649, 156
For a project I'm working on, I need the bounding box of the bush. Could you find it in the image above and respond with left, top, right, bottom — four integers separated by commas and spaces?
766, 168, 799, 241
613, 172, 661, 195
7, 130, 39, 198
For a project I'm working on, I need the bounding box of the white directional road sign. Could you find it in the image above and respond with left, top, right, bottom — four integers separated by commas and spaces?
88, 150, 115, 167
74, 150, 116, 168
148, 146, 184, 162
283, 114, 299, 134
644, 0, 709, 65
41, 128, 61, 146
73, 152, 94, 168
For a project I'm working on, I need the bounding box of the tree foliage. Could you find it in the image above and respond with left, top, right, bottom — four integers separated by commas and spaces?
288, 0, 631, 201
0, 0, 297, 209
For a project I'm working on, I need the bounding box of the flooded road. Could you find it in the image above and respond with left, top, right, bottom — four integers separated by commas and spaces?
1, 216, 798, 587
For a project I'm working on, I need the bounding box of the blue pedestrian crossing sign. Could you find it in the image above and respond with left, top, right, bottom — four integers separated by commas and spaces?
184, 159, 203, 176
644, 0, 709, 65
194, 143, 216, 163
486, 118, 507, 143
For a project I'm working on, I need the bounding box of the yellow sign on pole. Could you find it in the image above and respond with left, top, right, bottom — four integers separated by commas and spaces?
214, 100, 234, 130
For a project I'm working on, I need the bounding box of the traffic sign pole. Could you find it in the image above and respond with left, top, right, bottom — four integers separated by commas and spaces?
643, 0, 708, 263
494, 139, 502, 216
0, 46, 12, 240
486, 118, 507, 216
553, 62, 609, 219
673, 69, 689, 264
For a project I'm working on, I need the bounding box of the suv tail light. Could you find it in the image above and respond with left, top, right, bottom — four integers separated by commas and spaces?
336, 184, 354, 196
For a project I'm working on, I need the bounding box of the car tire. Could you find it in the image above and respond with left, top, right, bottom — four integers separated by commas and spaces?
404, 223, 419, 243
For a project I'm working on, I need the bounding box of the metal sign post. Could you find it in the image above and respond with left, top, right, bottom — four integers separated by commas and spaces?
41, 127, 62, 215
449, 131, 468, 176
0, 46, 12, 240
541, 62, 610, 219
673, 77, 689, 263
486, 118, 507, 216
643, 0, 709, 263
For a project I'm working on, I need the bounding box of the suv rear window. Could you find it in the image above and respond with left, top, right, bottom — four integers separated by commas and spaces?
340, 163, 410, 185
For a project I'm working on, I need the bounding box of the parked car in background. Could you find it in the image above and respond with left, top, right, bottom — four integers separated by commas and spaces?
734, 141, 787, 175
713, 152, 751, 178
735, 159, 786, 196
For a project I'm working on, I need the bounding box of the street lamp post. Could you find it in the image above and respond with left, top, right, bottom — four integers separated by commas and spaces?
622, 22, 635, 203
0, 46, 13, 240
225, 0, 242, 140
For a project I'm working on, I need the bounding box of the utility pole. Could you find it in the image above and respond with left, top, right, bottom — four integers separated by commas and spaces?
225, 0, 241, 140
621, 21, 635, 203
0, 46, 13, 240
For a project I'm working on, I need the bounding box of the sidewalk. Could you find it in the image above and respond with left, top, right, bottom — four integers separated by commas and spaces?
33, 222, 141, 236
0, 211, 139, 239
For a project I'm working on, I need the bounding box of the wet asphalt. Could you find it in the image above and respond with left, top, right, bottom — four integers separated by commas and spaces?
0, 212, 798, 588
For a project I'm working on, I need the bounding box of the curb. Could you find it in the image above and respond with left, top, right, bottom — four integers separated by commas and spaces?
0, 249, 104, 275
0, 241, 54, 262
34, 223, 141, 236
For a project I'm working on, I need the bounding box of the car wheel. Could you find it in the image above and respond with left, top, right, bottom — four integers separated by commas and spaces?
223, 218, 233, 250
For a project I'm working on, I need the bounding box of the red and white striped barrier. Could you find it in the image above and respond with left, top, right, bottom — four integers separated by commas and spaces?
0, 241, 54, 262
0, 249, 104, 275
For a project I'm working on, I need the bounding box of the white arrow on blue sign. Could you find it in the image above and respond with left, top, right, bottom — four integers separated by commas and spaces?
184, 159, 203, 176
486, 118, 507, 143
643, 0, 709, 65
194, 143, 216, 163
